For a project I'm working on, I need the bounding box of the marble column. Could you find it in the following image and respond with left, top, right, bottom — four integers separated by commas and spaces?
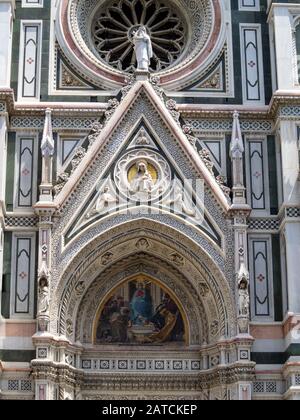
271, 5, 294, 90
279, 120, 300, 314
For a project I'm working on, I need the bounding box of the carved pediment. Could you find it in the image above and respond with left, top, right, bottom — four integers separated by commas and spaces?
52, 81, 229, 250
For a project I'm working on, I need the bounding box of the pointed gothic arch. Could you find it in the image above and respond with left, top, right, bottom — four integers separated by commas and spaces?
52, 219, 236, 347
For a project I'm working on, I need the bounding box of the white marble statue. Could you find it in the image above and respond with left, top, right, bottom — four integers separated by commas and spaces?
238, 278, 250, 317
38, 278, 49, 315
96, 186, 118, 212
130, 160, 155, 194
132, 26, 153, 71
87, 186, 118, 218
163, 185, 197, 218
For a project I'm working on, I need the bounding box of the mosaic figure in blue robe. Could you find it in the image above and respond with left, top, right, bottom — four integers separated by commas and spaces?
130, 284, 153, 325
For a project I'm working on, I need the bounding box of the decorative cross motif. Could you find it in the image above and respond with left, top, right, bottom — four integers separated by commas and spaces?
19, 271, 28, 279
22, 168, 30, 176
254, 171, 261, 178
27, 57, 34, 65
248, 61, 256, 68
257, 274, 265, 283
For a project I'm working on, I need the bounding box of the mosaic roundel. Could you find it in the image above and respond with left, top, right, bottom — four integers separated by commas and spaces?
114, 149, 172, 202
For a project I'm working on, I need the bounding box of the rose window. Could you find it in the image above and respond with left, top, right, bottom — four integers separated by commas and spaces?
91, 0, 187, 72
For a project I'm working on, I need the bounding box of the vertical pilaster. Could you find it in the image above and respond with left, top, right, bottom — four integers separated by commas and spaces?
0, 1, 14, 88
230, 111, 251, 336
0, 220, 3, 320
0, 113, 7, 204
279, 120, 300, 314
36, 213, 53, 332
277, 116, 300, 398
35, 109, 55, 331
272, 6, 294, 90
0, 111, 7, 319
233, 214, 251, 335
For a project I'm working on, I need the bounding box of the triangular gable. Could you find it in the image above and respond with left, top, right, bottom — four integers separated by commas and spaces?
54, 81, 230, 213
63, 115, 221, 246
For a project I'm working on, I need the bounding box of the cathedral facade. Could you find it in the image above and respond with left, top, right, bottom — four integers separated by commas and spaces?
0, 0, 300, 400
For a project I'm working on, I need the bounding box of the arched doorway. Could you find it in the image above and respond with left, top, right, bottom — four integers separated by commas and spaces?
32, 222, 254, 400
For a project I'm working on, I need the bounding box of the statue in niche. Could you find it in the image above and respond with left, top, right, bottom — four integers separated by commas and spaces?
132, 26, 153, 71
238, 277, 250, 317
38, 277, 49, 315
129, 160, 155, 194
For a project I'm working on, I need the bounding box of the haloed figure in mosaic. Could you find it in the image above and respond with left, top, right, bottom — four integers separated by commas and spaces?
96, 278, 185, 345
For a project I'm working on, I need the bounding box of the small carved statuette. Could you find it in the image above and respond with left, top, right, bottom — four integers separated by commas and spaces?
238, 278, 250, 317
150, 75, 164, 100
101, 252, 114, 265
71, 146, 86, 173
38, 277, 49, 316
163, 185, 197, 218
135, 238, 150, 249
237, 263, 250, 334
199, 149, 214, 175
86, 186, 118, 218
105, 98, 120, 122
170, 252, 184, 266
54, 172, 69, 196
166, 99, 181, 125
136, 128, 150, 145
37, 267, 50, 332
88, 121, 103, 148
216, 175, 231, 200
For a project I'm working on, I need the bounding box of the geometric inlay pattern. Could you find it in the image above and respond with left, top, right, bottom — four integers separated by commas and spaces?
81, 358, 201, 372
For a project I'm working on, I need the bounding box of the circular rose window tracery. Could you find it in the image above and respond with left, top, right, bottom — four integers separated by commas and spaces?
91, 0, 188, 72
59, 0, 222, 90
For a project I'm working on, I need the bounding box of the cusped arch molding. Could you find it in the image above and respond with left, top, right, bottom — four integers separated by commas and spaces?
76, 256, 205, 345
92, 273, 190, 345
53, 222, 236, 344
